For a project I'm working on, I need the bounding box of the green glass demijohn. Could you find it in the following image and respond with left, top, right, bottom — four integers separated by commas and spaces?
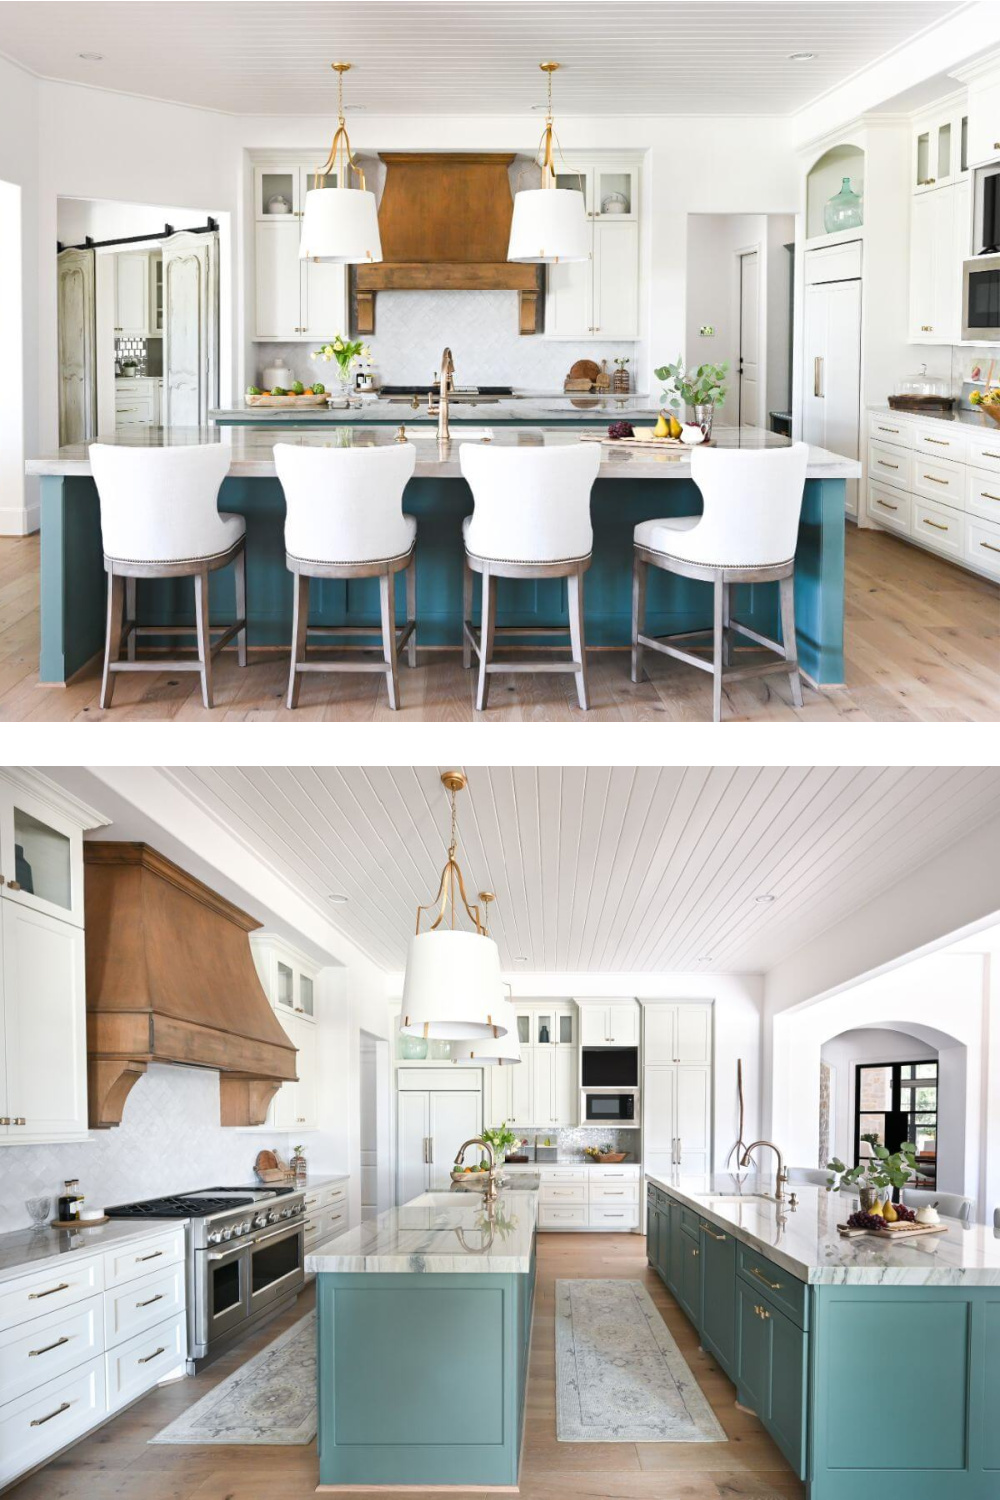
824, 176, 863, 234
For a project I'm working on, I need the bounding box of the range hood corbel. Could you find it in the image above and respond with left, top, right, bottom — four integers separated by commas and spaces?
84, 843, 298, 1129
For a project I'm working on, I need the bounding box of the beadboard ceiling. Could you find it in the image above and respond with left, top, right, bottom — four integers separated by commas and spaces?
165, 766, 1000, 975
0, 1, 962, 116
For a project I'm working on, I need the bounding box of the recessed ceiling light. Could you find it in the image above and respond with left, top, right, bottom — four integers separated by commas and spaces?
513, 955, 529, 963
327, 894, 349, 904
700, 955, 715, 963
755, 893, 776, 904
788, 52, 816, 62
78, 52, 104, 61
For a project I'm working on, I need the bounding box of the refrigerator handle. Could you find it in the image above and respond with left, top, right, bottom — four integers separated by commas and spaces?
813, 357, 824, 399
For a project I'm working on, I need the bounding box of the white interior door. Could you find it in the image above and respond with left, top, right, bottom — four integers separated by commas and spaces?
428, 1090, 481, 1189
738, 249, 760, 427
57, 249, 96, 446
162, 231, 219, 426
396, 1089, 429, 1204
676, 1066, 712, 1174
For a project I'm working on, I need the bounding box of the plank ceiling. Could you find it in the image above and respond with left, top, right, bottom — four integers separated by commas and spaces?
0, 2, 961, 116
167, 767, 1000, 975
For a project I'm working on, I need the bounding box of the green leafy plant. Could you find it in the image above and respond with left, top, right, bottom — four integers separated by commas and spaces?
312, 335, 371, 380
482, 1122, 519, 1164
614, 356, 630, 369
826, 1141, 919, 1194
655, 356, 729, 413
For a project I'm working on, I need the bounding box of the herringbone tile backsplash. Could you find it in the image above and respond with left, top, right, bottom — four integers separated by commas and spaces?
0, 1064, 289, 1234
254, 289, 638, 390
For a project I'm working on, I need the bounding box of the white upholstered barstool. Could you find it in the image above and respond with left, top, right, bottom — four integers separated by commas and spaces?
631, 442, 810, 721
459, 443, 601, 711
274, 442, 417, 710
89, 443, 247, 711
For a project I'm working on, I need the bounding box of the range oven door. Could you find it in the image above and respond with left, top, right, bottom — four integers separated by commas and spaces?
196, 1240, 250, 1352
248, 1220, 305, 1317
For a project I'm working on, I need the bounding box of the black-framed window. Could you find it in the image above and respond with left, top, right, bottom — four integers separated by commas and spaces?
854, 1060, 938, 1188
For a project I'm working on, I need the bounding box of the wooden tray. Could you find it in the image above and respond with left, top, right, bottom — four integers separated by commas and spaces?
887, 395, 955, 414
589, 1152, 627, 1163
246, 394, 328, 408
579, 431, 687, 450
52, 1215, 108, 1228
837, 1220, 948, 1239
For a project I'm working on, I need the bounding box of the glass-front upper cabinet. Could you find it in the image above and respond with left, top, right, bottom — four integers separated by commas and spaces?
554, 166, 592, 216
914, 106, 970, 192
0, 783, 87, 928
276, 960, 295, 1011
593, 163, 638, 220
298, 973, 315, 1019
254, 163, 342, 220
534, 1007, 575, 1045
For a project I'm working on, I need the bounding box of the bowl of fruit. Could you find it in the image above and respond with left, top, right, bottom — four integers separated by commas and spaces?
450, 1162, 494, 1190
970, 386, 1000, 425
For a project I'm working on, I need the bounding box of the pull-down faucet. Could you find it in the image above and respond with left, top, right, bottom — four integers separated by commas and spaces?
740, 1140, 789, 1201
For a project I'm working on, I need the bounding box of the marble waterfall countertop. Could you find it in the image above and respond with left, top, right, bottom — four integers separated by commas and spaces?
307, 1176, 539, 1275
26, 425, 861, 480
210, 394, 661, 424
0, 1216, 187, 1285
646, 1172, 1000, 1286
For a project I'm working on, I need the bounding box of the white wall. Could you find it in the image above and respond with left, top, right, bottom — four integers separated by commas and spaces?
819, 1026, 938, 1170
0, 54, 39, 534
56, 197, 212, 243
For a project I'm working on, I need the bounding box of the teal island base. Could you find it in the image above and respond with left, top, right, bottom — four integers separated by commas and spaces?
315, 1262, 535, 1489
39, 474, 846, 686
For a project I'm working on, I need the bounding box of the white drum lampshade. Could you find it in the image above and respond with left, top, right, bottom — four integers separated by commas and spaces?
452, 998, 521, 1066
400, 930, 508, 1041
299, 186, 382, 264
507, 187, 589, 264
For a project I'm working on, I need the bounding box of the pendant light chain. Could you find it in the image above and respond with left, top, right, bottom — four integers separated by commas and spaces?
414, 772, 489, 938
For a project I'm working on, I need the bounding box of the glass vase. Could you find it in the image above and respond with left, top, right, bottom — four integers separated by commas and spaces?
824, 176, 863, 234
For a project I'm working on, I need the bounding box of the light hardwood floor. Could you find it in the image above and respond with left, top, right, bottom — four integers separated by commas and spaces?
0, 527, 996, 721
5, 1232, 803, 1500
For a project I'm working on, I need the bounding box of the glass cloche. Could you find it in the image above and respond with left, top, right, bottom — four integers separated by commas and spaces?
894, 365, 951, 400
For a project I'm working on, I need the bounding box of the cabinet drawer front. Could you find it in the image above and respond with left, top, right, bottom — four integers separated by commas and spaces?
104, 1263, 185, 1347
319, 1183, 348, 1209
540, 1183, 587, 1204
106, 1312, 186, 1413
0, 1257, 103, 1335
966, 468, 1000, 524
868, 480, 911, 536
589, 1183, 639, 1205
0, 1293, 104, 1406
913, 424, 967, 462
317, 1206, 348, 1244
0, 1354, 107, 1488
868, 416, 912, 448
913, 497, 965, 559
868, 441, 912, 490
966, 516, 1000, 579
736, 1246, 807, 1329
591, 1166, 640, 1180
589, 1205, 639, 1229
538, 1205, 587, 1229
804, 240, 861, 283
912, 455, 966, 507
680, 1206, 702, 1241
967, 433, 1000, 472
104, 1228, 186, 1289
539, 1167, 586, 1182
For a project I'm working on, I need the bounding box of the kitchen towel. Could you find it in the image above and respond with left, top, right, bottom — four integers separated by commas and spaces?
150, 1311, 316, 1445
555, 1279, 726, 1442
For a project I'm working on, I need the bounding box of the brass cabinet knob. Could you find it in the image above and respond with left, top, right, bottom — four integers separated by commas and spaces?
7, 880, 20, 891
13, 1117, 26, 1126
0, 1118, 10, 1126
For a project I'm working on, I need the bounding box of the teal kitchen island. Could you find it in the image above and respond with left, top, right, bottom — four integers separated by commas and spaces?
646, 1173, 1000, 1500
27, 426, 858, 687
306, 1179, 538, 1490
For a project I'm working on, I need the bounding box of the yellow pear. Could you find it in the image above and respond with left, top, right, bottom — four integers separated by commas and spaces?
883, 1199, 898, 1223
870, 1198, 884, 1218
667, 413, 683, 439
654, 412, 670, 439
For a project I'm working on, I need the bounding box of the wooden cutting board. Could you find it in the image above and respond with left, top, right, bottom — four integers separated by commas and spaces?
837, 1220, 948, 1239
579, 430, 687, 450
246, 394, 328, 407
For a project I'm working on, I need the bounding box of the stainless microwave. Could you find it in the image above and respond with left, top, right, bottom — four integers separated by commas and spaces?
963, 253, 1000, 341
584, 1092, 635, 1123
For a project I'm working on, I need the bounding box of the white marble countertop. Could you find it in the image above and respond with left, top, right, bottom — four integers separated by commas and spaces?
307, 1178, 539, 1274
25, 425, 860, 480
0, 1217, 187, 1286
300, 1172, 349, 1189
647, 1172, 1000, 1286
210, 395, 661, 424
503, 1159, 640, 1171
867, 404, 987, 432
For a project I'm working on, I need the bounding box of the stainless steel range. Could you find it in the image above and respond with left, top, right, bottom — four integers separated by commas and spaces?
105, 1185, 306, 1370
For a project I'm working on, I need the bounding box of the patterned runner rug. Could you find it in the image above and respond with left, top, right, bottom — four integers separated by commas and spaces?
150, 1312, 316, 1445
555, 1279, 727, 1442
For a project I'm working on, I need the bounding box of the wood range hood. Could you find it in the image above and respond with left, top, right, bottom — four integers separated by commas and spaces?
84, 843, 298, 1129
353, 153, 544, 335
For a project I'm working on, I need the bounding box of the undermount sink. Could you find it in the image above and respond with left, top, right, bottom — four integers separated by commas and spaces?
706, 1193, 779, 1203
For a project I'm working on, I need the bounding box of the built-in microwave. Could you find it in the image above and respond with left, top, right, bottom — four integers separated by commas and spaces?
963, 252, 1000, 341
584, 1092, 635, 1123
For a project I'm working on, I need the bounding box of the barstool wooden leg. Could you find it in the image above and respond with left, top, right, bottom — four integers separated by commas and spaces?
287, 574, 309, 710
567, 566, 589, 712
476, 566, 496, 712
194, 569, 213, 709
125, 577, 137, 662
712, 575, 724, 723
779, 573, 803, 709
380, 569, 401, 711
722, 581, 733, 667
462, 556, 473, 670
405, 556, 417, 669
101, 570, 125, 710
234, 545, 248, 668
630, 553, 647, 684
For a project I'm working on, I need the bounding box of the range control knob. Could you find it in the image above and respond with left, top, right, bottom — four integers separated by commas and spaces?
221, 1227, 233, 1241
281, 1207, 293, 1219
268, 1210, 280, 1223
254, 1213, 268, 1228
208, 1230, 222, 1245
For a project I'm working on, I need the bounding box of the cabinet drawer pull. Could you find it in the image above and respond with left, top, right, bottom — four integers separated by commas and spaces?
135, 1250, 163, 1262
918, 178, 936, 186
303, 1220, 315, 1229
920, 325, 933, 332
877, 459, 899, 469
12, 1117, 25, 1125
979, 492, 1000, 502
981, 451, 1000, 459
138, 1345, 166, 1364
29, 1282, 70, 1300
875, 425, 900, 434
603, 1213, 625, 1218
699, 1221, 727, 1241
922, 473, 949, 484
922, 518, 949, 531
30, 1401, 71, 1427
136, 1293, 164, 1308
876, 499, 899, 511
923, 437, 950, 446
7, 879, 21, 891
29, 1335, 70, 1358
813, 357, 823, 399
980, 541, 1000, 555
747, 1264, 781, 1290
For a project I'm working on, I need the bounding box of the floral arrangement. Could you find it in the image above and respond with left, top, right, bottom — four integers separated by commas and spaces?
481, 1122, 519, 1163
312, 335, 371, 384
655, 356, 729, 413
826, 1140, 919, 1196
970, 386, 1000, 408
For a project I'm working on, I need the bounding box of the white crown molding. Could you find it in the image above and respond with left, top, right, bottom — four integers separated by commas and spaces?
0, 767, 111, 831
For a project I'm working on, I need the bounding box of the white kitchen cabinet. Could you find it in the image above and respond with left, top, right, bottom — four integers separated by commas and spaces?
0, 776, 89, 929
302, 255, 349, 341
578, 999, 638, 1047
643, 1002, 712, 1065
510, 1055, 533, 1127
913, 103, 969, 192
289, 1012, 317, 1129
802, 256, 862, 520
544, 155, 641, 339
966, 72, 1000, 168
252, 936, 318, 1026
248, 936, 321, 1132
527, 1047, 576, 1129
114, 252, 151, 337
592, 221, 639, 338
643, 1063, 712, 1176
255, 219, 347, 343
2, 904, 88, 1143
908, 183, 967, 343
396, 1086, 481, 1199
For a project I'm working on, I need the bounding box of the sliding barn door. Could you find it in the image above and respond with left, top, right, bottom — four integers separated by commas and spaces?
57, 249, 96, 445
162, 231, 219, 426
